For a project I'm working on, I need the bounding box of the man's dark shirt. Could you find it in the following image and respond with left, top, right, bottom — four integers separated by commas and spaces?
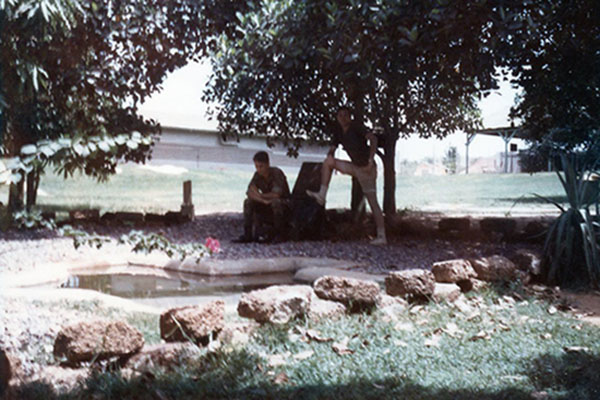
332, 121, 370, 167
248, 167, 290, 198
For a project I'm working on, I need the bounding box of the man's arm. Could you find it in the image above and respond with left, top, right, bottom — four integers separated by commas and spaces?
247, 183, 282, 204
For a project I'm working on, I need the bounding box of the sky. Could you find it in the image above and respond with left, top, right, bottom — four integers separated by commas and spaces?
139, 61, 525, 163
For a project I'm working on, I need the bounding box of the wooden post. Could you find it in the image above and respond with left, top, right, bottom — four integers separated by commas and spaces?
180, 180, 194, 221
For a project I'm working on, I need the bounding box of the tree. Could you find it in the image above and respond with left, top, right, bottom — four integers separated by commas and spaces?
507, 0, 600, 151
203, 0, 528, 214
0, 0, 209, 210
442, 146, 458, 175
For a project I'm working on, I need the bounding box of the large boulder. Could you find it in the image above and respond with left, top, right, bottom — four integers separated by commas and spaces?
313, 275, 380, 311
125, 343, 201, 372
431, 259, 476, 283
160, 300, 225, 345
238, 285, 313, 324
53, 320, 144, 364
470, 255, 518, 282
385, 269, 435, 302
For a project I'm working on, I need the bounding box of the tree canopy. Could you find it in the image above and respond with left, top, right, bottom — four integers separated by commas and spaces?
0, 0, 208, 209
203, 0, 528, 213
506, 0, 600, 151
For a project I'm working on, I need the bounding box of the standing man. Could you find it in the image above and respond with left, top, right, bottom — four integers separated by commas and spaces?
307, 106, 387, 245
236, 151, 290, 243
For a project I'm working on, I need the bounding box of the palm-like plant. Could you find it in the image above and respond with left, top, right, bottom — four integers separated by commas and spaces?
541, 153, 600, 287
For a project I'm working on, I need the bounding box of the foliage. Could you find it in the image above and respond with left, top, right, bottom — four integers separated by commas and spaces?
506, 0, 600, 150
442, 146, 458, 175
203, 0, 529, 214
0, 0, 208, 208
58, 225, 219, 261
1, 131, 153, 184
540, 153, 600, 288
11, 208, 56, 230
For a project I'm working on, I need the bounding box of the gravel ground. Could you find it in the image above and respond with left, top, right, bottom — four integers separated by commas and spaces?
0, 211, 543, 275
0, 211, 542, 385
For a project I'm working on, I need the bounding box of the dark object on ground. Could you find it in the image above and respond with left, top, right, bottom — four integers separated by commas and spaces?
480, 217, 517, 239
289, 162, 326, 241
438, 217, 470, 232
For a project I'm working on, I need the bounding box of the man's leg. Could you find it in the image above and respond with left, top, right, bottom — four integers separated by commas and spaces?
364, 191, 387, 245
238, 198, 257, 241
270, 198, 289, 242
355, 164, 387, 245
307, 157, 353, 205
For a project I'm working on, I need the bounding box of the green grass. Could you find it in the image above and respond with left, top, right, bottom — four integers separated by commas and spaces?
0, 163, 564, 215
13, 287, 600, 399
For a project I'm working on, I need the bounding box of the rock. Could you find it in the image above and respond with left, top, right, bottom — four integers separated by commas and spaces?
125, 343, 201, 371
377, 294, 408, 321
432, 283, 462, 303
238, 285, 313, 324
385, 269, 436, 302
431, 259, 476, 283
53, 320, 144, 364
480, 217, 517, 236
470, 255, 518, 282
307, 292, 347, 321
33, 366, 89, 394
69, 209, 100, 223
454, 278, 492, 293
218, 321, 260, 346
377, 293, 409, 309
294, 266, 384, 285
438, 218, 470, 232
0, 349, 11, 396
160, 300, 225, 345
511, 249, 543, 276
313, 275, 381, 311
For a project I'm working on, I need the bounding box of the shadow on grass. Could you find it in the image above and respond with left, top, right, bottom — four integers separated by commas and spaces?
525, 351, 600, 399
498, 195, 567, 205
11, 349, 599, 400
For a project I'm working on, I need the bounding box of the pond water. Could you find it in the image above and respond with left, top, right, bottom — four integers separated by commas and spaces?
58, 265, 296, 308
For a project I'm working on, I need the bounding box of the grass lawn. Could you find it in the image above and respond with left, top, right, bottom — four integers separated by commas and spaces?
12, 285, 600, 399
0, 162, 564, 216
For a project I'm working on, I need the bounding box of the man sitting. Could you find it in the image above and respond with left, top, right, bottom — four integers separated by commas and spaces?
235, 151, 290, 243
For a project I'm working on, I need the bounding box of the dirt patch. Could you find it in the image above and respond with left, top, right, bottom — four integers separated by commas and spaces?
559, 291, 600, 327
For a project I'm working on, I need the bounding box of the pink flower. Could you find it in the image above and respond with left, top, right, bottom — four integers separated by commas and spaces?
205, 237, 221, 254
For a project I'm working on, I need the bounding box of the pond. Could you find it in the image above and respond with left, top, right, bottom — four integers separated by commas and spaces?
58, 265, 296, 308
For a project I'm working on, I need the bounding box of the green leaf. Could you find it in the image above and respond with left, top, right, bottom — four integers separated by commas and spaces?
20, 144, 37, 155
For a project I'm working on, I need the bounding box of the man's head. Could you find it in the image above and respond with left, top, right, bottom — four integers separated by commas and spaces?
253, 151, 270, 178
336, 106, 352, 129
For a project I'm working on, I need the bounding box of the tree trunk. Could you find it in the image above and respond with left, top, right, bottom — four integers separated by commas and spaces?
8, 179, 24, 212
382, 138, 397, 215
26, 170, 40, 210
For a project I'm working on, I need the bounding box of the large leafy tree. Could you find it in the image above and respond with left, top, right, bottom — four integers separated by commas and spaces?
203, 0, 528, 214
0, 0, 210, 210
507, 0, 600, 151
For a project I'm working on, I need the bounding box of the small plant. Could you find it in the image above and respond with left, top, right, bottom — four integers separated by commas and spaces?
11, 209, 57, 230
539, 153, 600, 287
58, 226, 219, 262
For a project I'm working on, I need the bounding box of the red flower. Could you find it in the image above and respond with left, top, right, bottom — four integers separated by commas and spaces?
205, 237, 221, 254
